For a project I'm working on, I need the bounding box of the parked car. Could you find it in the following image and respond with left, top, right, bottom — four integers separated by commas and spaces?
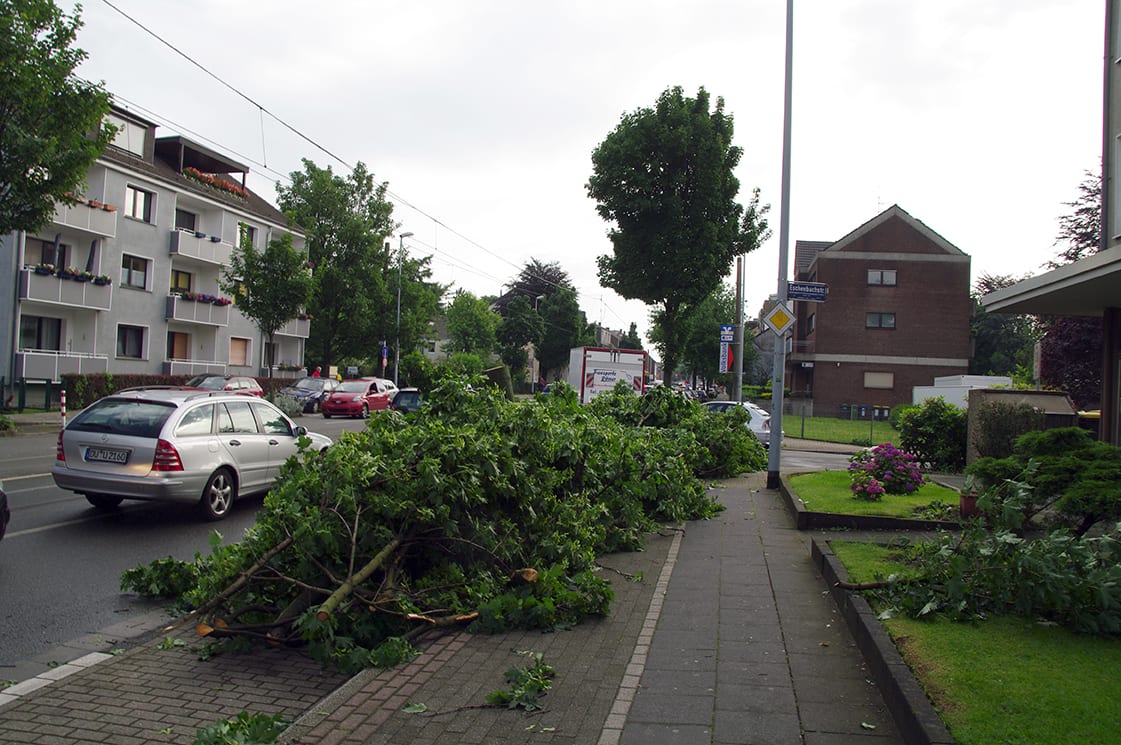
703, 400, 783, 449
321, 377, 398, 419
389, 387, 423, 414
185, 374, 264, 397
51, 388, 332, 520
0, 483, 9, 542
277, 376, 339, 413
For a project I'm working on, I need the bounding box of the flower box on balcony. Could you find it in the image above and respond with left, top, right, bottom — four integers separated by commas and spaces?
209, 235, 222, 243
195, 231, 206, 239
93, 275, 112, 286
102, 204, 117, 212
87, 200, 103, 210
33, 264, 56, 276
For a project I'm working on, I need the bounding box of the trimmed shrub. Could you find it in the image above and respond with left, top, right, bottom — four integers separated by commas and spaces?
898, 396, 967, 472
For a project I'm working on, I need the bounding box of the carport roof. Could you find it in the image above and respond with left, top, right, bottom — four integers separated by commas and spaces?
981, 244, 1121, 316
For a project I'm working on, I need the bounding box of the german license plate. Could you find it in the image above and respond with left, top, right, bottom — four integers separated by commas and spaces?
85, 447, 130, 464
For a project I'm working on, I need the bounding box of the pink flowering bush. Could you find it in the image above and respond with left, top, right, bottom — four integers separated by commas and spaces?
848, 443, 924, 500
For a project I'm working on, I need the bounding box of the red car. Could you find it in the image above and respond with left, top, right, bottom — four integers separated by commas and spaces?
185, 375, 264, 397
321, 377, 397, 418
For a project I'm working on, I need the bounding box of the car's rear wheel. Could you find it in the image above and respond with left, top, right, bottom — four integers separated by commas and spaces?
199, 468, 236, 521
85, 493, 123, 510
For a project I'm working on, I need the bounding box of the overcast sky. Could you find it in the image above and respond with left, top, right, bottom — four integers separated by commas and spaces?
72, 0, 1105, 345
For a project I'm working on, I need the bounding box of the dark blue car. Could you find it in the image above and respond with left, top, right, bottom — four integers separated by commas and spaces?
278, 376, 339, 413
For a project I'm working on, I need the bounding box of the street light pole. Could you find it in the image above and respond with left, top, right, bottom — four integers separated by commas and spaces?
395, 232, 413, 386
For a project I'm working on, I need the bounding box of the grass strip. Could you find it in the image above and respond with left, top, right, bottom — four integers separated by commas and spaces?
831, 541, 1121, 745
788, 470, 959, 517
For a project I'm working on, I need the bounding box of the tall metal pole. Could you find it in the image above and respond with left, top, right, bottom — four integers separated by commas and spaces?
395, 232, 413, 386
734, 256, 744, 402
767, 0, 794, 489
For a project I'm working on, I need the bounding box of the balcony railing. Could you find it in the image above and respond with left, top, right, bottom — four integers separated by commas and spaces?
16, 350, 109, 382
787, 339, 815, 357
52, 200, 117, 238
19, 268, 112, 311
163, 359, 227, 376
166, 295, 230, 326
263, 367, 307, 379
276, 317, 311, 338
169, 230, 232, 266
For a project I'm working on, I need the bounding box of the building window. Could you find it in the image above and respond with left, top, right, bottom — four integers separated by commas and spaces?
121, 254, 149, 289
26, 237, 70, 269
116, 325, 146, 359
125, 185, 154, 222
167, 332, 190, 360
866, 312, 896, 329
171, 269, 192, 293
237, 222, 257, 248
231, 337, 250, 366
175, 208, 197, 232
106, 113, 147, 158
261, 341, 277, 369
20, 315, 62, 351
864, 371, 895, 390
867, 269, 897, 286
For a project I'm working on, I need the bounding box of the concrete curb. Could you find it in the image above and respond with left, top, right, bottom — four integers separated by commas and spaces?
811, 537, 957, 745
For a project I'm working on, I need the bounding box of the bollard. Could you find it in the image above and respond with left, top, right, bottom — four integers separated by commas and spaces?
61, 389, 67, 429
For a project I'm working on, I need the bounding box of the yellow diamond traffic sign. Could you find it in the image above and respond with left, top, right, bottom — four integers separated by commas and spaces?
763, 302, 795, 335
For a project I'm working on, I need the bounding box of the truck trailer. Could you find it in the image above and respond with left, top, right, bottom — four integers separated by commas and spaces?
567, 347, 649, 403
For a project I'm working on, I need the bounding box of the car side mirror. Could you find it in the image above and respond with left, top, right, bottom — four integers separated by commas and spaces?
294, 425, 308, 437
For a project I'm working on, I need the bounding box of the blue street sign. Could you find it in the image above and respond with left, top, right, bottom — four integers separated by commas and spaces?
788, 281, 828, 302
719, 324, 734, 342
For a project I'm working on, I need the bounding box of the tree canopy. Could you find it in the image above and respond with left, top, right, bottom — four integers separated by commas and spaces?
496, 295, 544, 382
221, 233, 311, 375
587, 85, 769, 384
276, 160, 442, 373
0, 0, 116, 235
536, 287, 591, 379
970, 273, 1036, 379
493, 259, 574, 316
445, 290, 498, 355
1038, 171, 1103, 408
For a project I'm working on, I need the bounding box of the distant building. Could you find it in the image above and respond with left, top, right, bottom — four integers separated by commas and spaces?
0, 103, 310, 398
786, 205, 972, 417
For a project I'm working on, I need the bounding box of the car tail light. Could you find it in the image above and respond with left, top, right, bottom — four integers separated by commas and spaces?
153, 439, 184, 471
56, 431, 66, 462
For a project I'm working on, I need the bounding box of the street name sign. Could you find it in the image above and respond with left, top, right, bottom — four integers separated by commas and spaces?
787, 281, 828, 302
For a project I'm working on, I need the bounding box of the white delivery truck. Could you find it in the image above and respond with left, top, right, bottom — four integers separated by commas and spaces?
567, 347, 649, 403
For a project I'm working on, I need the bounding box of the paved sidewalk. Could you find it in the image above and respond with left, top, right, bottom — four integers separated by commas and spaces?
0, 458, 908, 743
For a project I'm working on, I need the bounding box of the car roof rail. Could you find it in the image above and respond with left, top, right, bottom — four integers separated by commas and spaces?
115, 385, 192, 394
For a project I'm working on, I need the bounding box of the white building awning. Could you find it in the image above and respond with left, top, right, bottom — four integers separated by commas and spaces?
981, 245, 1121, 316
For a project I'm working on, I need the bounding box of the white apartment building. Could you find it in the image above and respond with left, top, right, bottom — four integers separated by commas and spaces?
0, 104, 310, 400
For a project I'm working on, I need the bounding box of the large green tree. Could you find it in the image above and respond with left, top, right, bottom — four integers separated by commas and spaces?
1039, 170, 1103, 408
276, 160, 408, 370
619, 322, 643, 350
970, 273, 1036, 378
0, 0, 116, 236
493, 258, 575, 315
221, 233, 311, 376
679, 284, 750, 386
496, 294, 544, 382
536, 287, 591, 379
587, 86, 769, 384
445, 290, 498, 356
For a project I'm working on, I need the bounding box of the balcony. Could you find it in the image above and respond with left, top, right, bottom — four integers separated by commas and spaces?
166, 295, 230, 326
276, 317, 311, 338
19, 268, 112, 311
163, 359, 226, 376
263, 367, 307, 379
169, 230, 232, 266
787, 339, 816, 358
16, 350, 109, 382
52, 200, 117, 238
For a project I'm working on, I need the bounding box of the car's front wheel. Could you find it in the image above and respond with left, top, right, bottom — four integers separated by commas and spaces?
360, 403, 369, 419
85, 493, 123, 510
199, 468, 236, 521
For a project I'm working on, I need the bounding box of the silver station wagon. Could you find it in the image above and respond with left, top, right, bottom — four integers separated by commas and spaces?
52, 388, 332, 520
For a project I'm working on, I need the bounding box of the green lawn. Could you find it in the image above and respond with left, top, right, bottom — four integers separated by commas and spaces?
788, 470, 959, 518
780, 414, 900, 445
831, 541, 1121, 745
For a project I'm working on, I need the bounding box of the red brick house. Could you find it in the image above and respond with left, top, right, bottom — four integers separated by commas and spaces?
786, 205, 971, 418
